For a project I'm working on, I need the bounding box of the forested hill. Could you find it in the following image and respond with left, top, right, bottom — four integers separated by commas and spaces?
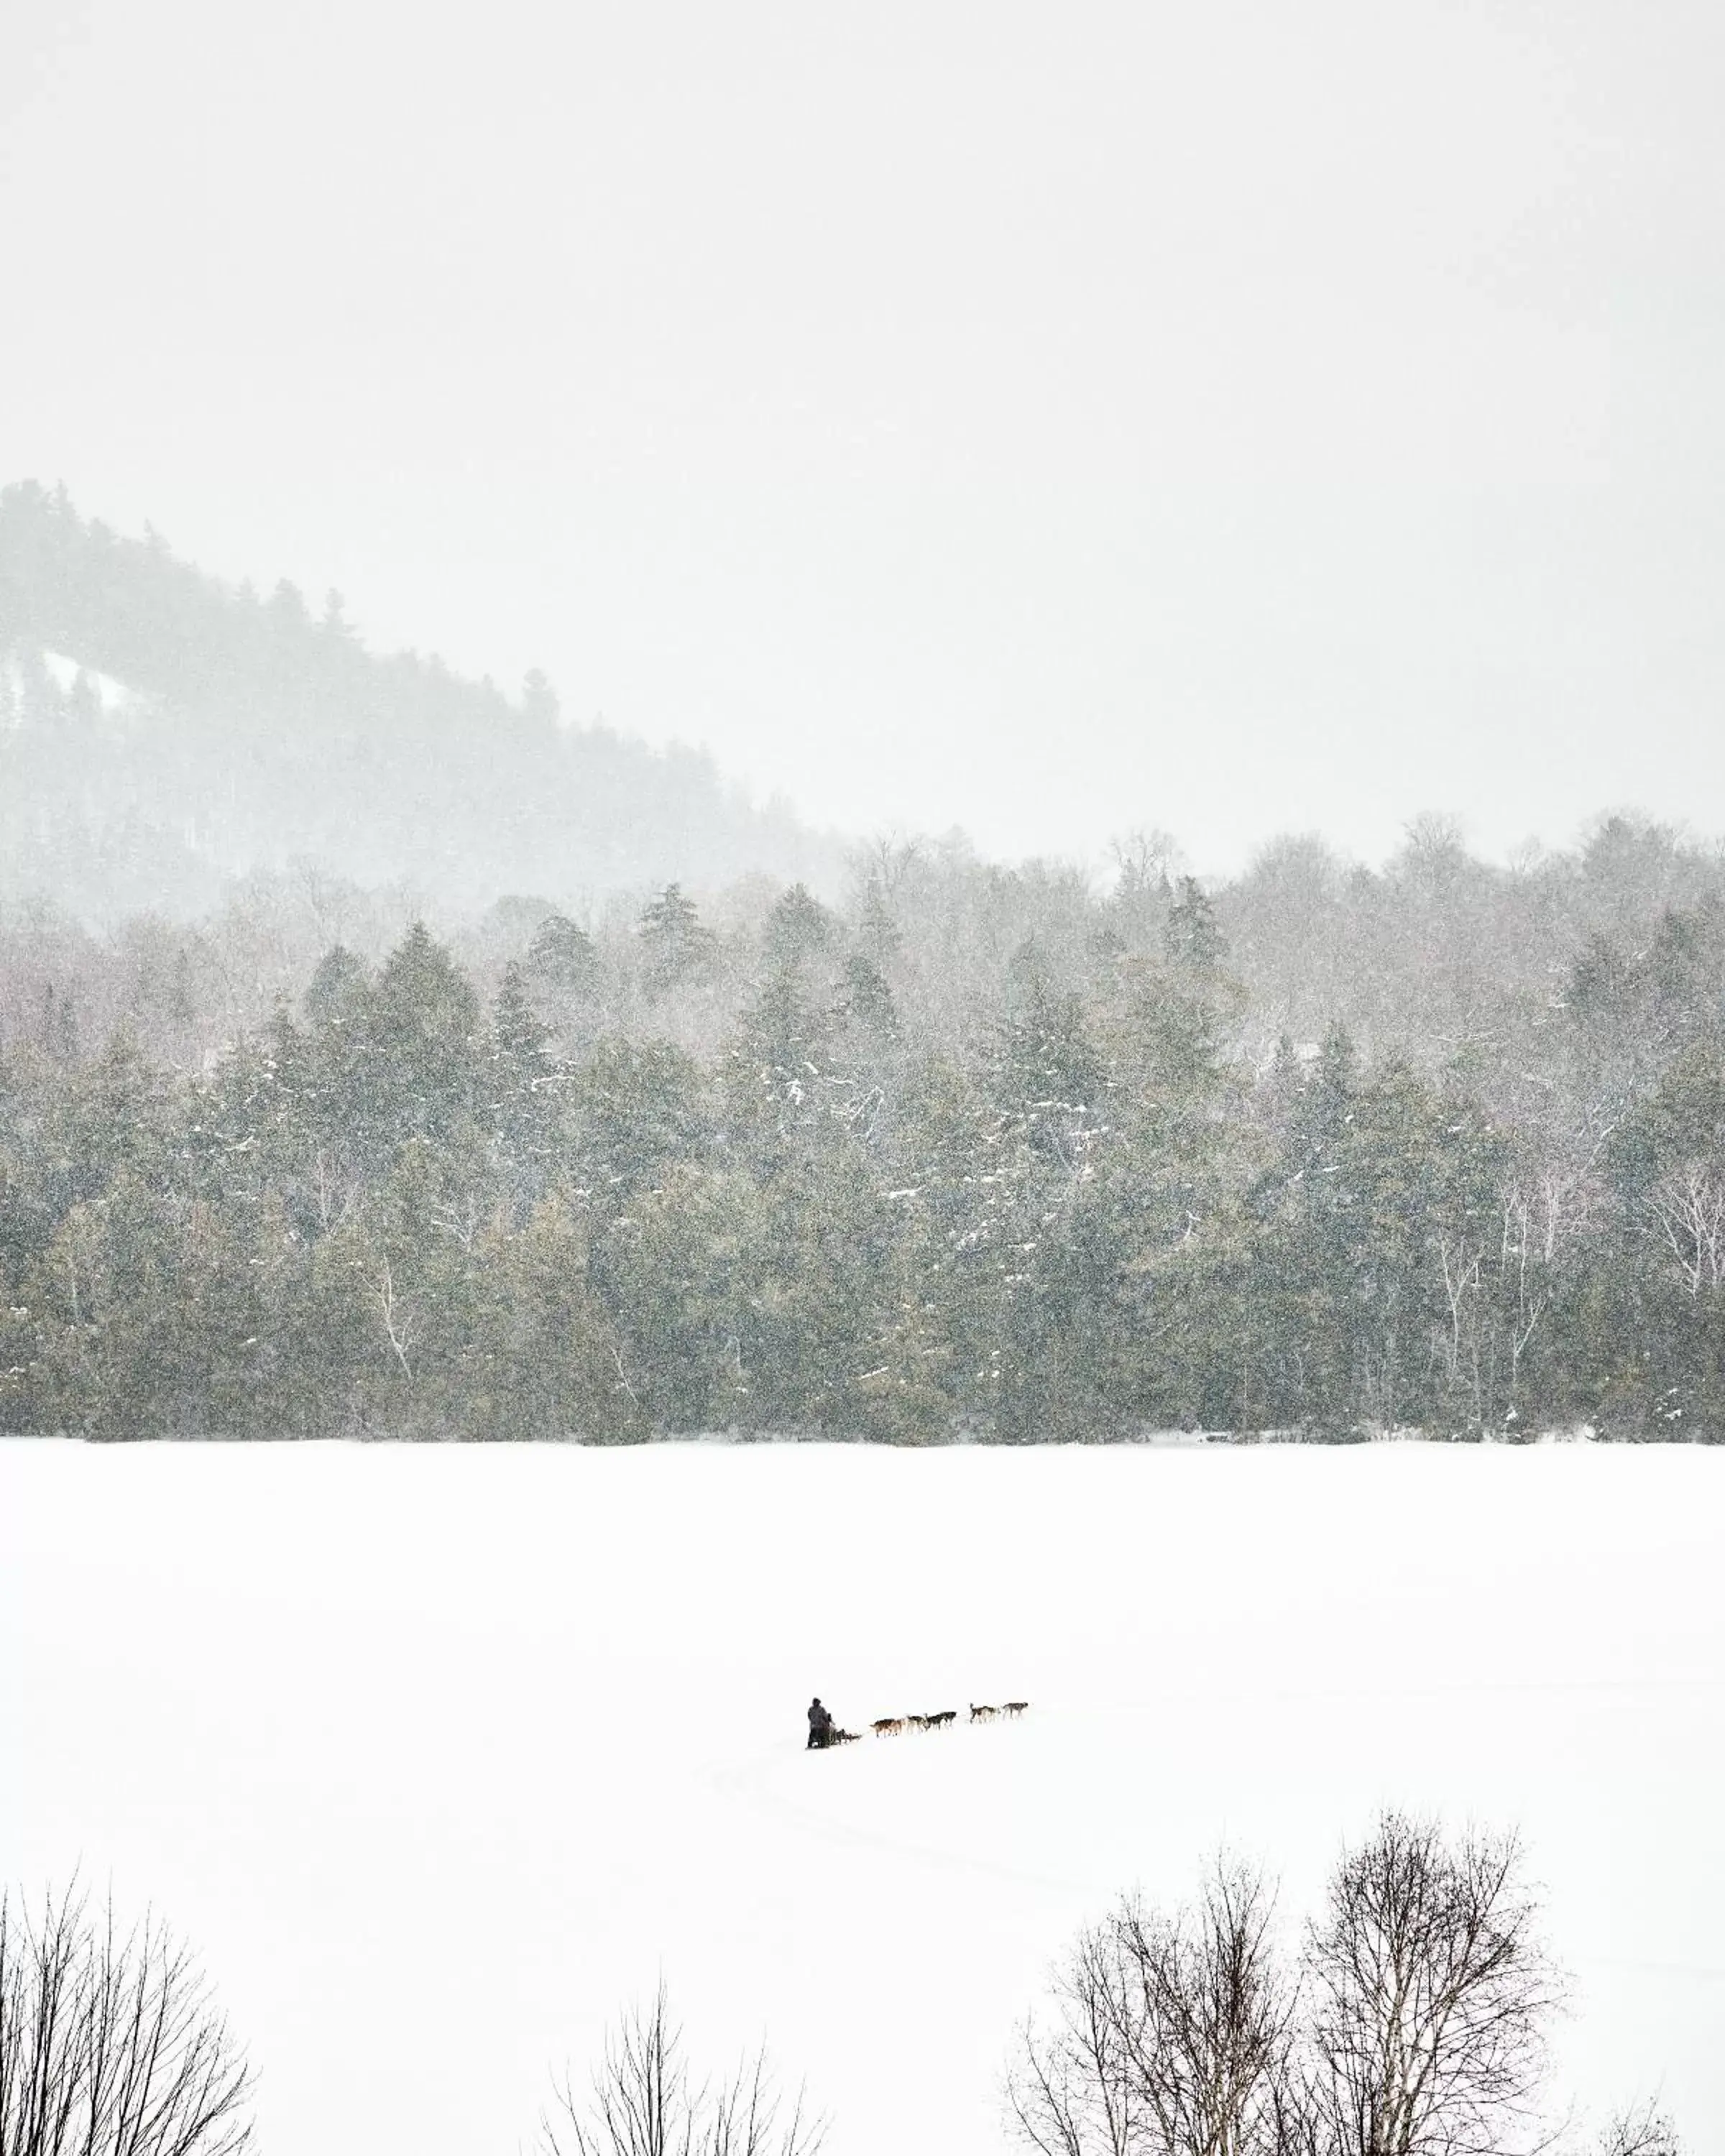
0, 482, 842, 920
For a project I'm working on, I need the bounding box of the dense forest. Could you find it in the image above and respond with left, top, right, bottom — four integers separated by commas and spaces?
2, 811, 1723, 1441
0, 482, 840, 918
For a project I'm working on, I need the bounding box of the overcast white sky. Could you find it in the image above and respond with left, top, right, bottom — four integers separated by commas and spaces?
4, 0, 1722, 873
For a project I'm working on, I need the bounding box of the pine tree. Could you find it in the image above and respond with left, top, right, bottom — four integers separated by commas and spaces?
305, 944, 369, 1026
1164, 875, 1226, 971
639, 884, 717, 997
364, 922, 482, 1154
520, 668, 560, 727
763, 883, 835, 969
837, 952, 898, 1041
489, 962, 556, 1188
856, 879, 903, 964
526, 913, 600, 998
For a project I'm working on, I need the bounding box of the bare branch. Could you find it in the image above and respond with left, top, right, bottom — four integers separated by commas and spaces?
1299, 1814, 1563, 2156
1008, 1861, 1295, 2156
369, 1254, 415, 1378
0, 1881, 255, 2156
1645, 1165, 1725, 1296
540, 1982, 823, 2156
1594, 2101, 1683, 2156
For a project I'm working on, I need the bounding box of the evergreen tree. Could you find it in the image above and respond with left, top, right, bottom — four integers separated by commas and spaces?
1164, 875, 1226, 971
520, 668, 560, 727
837, 952, 899, 1041
489, 962, 556, 1190
570, 1039, 709, 1192
524, 912, 603, 1045
363, 922, 483, 1156
527, 912, 600, 997
856, 879, 903, 964
725, 962, 834, 1166
763, 883, 836, 970
305, 944, 369, 1026
639, 884, 717, 998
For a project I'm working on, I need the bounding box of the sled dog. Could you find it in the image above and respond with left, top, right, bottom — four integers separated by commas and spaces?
969, 1703, 999, 1722
871, 1717, 906, 1736
1003, 1700, 1029, 1718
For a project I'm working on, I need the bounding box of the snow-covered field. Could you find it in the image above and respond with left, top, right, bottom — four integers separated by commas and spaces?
3, 1439, 1721, 2154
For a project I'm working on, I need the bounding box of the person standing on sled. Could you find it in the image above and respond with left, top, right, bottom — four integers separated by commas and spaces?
807, 1697, 834, 1750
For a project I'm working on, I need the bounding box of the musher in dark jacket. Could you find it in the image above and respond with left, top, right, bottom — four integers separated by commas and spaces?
807, 1697, 834, 1749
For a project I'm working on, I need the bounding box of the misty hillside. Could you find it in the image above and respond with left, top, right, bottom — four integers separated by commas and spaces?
0, 482, 842, 921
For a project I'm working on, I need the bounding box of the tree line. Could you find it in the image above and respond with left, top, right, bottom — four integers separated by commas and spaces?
2, 1820, 1688, 2154
3, 817, 1725, 1440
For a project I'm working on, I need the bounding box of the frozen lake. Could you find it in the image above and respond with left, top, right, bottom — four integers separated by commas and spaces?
3, 1438, 1721, 2154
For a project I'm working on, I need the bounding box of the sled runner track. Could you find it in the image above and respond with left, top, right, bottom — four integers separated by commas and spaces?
709, 1738, 1086, 1897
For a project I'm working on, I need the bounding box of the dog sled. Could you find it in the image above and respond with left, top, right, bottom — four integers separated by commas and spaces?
807, 1697, 1028, 1749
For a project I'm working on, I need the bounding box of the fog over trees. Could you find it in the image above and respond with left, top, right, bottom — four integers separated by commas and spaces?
0, 484, 839, 918
4, 489, 1724, 1442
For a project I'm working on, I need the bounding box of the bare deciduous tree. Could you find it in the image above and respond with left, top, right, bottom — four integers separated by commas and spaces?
1593, 2103, 1682, 2156
1299, 1815, 1561, 2156
368, 1252, 415, 1378
1646, 1164, 1725, 1295
539, 1981, 823, 2156
1012, 1824, 1676, 2156
1010, 1915, 1142, 2156
1119, 1863, 1297, 2156
1010, 1860, 1296, 2156
0, 1883, 254, 2156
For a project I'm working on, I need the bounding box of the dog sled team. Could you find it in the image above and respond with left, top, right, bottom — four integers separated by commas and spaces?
806, 1696, 1029, 1749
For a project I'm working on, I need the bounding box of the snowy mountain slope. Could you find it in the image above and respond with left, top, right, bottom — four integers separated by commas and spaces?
1, 484, 847, 919
1, 1440, 1720, 2155
38, 648, 155, 715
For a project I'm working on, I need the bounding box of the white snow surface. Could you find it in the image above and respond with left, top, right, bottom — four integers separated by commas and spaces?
40, 650, 152, 714
2, 1439, 1721, 2155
